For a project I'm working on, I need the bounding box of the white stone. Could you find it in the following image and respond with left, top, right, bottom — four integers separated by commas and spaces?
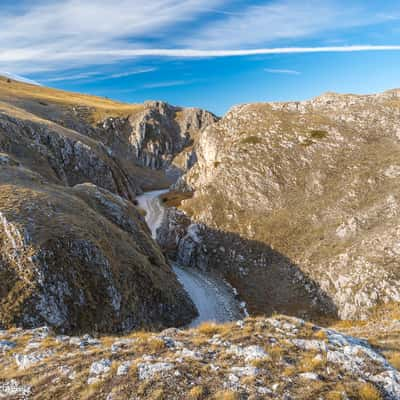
176, 348, 202, 360
299, 372, 320, 380
89, 359, 112, 376
117, 361, 132, 376
228, 374, 239, 383
384, 165, 400, 178
231, 366, 260, 376
228, 345, 268, 361
292, 339, 328, 352
257, 387, 272, 395
138, 362, 174, 380
0, 340, 16, 353
15, 352, 51, 369
0, 380, 31, 398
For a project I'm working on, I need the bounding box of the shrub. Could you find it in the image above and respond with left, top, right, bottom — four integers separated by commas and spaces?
240, 136, 262, 145
310, 130, 328, 139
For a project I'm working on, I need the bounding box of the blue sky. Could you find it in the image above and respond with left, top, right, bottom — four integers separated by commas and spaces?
1, 0, 400, 115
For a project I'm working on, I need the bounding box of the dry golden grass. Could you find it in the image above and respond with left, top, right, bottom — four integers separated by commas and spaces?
334, 319, 368, 330
297, 353, 326, 373
39, 337, 58, 350
190, 336, 209, 347
197, 321, 232, 336
0, 76, 143, 124
313, 329, 328, 341
356, 383, 382, 400
146, 338, 166, 353
197, 322, 222, 336
213, 390, 239, 400
188, 385, 205, 399
325, 391, 343, 400
388, 352, 400, 369
282, 365, 296, 377
250, 357, 270, 368
241, 376, 256, 386
0, 365, 25, 380
370, 302, 400, 320
269, 345, 284, 361
149, 388, 165, 400
80, 380, 104, 400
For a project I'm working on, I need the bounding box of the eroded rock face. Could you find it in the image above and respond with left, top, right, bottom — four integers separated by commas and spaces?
0, 112, 138, 200
99, 101, 217, 177
177, 89, 400, 320
0, 165, 196, 333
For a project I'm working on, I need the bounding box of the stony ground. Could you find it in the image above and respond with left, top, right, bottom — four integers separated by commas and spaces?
0, 315, 399, 399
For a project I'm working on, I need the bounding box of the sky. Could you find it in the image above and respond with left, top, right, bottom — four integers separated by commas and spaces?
1, 0, 400, 115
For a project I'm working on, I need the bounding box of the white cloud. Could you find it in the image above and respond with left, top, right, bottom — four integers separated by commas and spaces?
142, 80, 192, 89
43, 68, 157, 83
0, 0, 399, 75
265, 68, 300, 75
11, 45, 396, 60
184, 0, 400, 49
44, 72, 102, 82
185, 0, 342, 49
0, 0, 226, 73
109, 68, 158, 79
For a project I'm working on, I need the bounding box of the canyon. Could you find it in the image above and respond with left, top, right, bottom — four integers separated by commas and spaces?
0, 76, 399, 399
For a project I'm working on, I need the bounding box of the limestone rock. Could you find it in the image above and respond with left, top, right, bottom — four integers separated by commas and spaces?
177, 89, 400, 320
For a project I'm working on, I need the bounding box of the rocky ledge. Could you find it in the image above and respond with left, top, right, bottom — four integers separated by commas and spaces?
0, 316, 399, 399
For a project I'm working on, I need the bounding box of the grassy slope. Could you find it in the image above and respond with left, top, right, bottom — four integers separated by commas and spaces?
0, 76, 172, 191
0, 76, 144, 124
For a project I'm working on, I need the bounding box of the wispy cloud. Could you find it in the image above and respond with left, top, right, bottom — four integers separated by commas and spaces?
43, 68, 157, 83
0, 0, 400, 76
142, 80, 191, 89
15, 45, 398, 61
184, 0, 400, 49
265, 68, 300, 75
0, 0, 226, 73
44, 72, 102, 82
109, 68, 157, 79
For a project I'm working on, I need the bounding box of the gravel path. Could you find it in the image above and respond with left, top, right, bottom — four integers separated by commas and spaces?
137, 190, 243, 327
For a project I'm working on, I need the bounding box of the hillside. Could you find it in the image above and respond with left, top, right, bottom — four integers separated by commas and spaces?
1, 315, 400, 399
1, 78, 400, 399
164, 89, 400, 322
0, 76, 217, 333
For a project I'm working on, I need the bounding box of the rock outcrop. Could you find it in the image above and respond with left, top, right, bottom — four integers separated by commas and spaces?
174, 89, 400, 320
99, 101, 218, 177
0, 163, 196, 333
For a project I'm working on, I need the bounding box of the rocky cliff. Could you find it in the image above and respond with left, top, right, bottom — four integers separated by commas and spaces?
169, 89, 400, 321
0, 77, 222, 333
100, 101, 217, 175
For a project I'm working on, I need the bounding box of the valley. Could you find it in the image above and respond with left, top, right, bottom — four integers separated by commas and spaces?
0, 76, 399, 399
